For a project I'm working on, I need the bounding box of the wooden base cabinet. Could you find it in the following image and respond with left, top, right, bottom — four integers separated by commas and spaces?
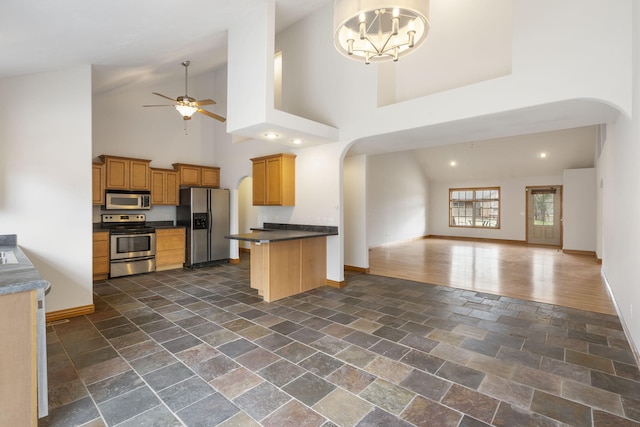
156, 228, 186, 271
0, 290, 37, 426
93, 232, 109, 281
250, 236, 326, 302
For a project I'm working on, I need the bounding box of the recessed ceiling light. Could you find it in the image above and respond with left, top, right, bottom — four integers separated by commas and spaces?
292, 138, 302, 145
539, 152, 547, 158
450, 161, 457, 167
264, 132, 279, 140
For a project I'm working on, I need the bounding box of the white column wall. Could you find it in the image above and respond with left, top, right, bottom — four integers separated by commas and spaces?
344, 155, 368, 268
0, 66, 93, 313
563, 168, 597, 252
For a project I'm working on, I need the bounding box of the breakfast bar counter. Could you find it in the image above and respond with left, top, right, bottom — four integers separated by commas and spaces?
226, 223, 338, 302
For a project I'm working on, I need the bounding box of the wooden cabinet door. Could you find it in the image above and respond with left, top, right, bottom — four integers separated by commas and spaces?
150, 169, 166, 205
151, 169, 180, 206
93, 232, 110, 280
201, 167, 220, 188
105, 157, 128, 189
251, 154, 295, 206
252, 159, 266, 205
266, 157, 283, 205
129, 160, 150, 190
179, 165, 201, 186
165, 171, 179, 205
156, 228, 185, 270
92, 163, 105, 205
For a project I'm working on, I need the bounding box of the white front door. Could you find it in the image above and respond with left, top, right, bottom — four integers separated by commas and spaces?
526, 186, 562, 246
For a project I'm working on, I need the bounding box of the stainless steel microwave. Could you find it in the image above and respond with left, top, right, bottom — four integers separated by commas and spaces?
105, 191, 151, 210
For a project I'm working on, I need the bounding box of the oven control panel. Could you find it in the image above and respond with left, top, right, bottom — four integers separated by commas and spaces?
102, 214, 146, 224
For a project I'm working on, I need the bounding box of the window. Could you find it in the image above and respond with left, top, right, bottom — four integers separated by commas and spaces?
450, 187, 500, 228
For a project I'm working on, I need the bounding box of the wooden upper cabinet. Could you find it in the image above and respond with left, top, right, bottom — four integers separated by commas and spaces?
251, 153, 296, 206
99, 155, 151, 191
172, 163, 220, 188
201, 166, 220, 188
92, 162, 105, 205
151, 168, 179, 206
252, 159, 266, 206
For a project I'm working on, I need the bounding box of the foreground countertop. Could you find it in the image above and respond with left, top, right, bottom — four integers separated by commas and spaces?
226, 223, 338, 243
0, 235, 49, 295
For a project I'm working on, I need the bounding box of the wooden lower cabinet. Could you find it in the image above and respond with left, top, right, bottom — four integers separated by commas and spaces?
156, 228, 185, 271
250, 237, 326, 302
0, 290, 37, 426
93, 232, 109, 281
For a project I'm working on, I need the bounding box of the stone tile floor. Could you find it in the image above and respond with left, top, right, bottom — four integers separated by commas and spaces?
39, 257, 640, 426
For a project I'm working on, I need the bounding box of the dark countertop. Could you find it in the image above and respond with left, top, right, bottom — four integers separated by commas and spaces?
226, 223, 338, 243
0, 235, 49, 296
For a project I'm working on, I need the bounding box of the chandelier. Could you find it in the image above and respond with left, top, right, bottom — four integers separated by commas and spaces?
334, 0, 430, 64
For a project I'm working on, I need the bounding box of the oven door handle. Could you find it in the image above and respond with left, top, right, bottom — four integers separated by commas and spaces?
111, 256, 155, 263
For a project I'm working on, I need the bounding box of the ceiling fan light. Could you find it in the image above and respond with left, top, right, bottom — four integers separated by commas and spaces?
175, 104, 197, 118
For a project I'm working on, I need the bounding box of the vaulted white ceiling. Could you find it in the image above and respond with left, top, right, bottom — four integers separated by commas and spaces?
1, 0, 612, 181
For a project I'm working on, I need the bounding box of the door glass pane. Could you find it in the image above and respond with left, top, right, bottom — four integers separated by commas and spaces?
533, 193, 554, 225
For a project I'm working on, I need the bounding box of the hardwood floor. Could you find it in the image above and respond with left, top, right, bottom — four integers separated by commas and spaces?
368, 237, 615, 315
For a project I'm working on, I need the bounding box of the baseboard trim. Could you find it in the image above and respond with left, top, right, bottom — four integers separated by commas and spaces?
562, 249, 597, 258
229, 258, 240, 265
156, 264, 183, 272
326, 279, 346, 288
426, 235, 527, 245
601, 270, 640, 369
345, 265, 369, 274
46, 304, 95, 323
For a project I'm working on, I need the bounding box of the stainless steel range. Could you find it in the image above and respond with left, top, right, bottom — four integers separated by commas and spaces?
101, 214, 156, 278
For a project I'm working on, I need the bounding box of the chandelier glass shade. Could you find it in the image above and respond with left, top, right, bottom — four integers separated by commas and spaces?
174, 96, 198, 119
334, 0, 430, 64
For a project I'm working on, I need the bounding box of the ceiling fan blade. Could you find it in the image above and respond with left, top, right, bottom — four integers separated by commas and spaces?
143, 104, 174, 107
194, 99, 216, 106
152, 92, 177, 102
197, 108, 226, 122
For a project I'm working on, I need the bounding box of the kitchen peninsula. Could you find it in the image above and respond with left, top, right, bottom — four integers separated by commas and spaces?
0, 235, 49, 425
226, 223, 338, 302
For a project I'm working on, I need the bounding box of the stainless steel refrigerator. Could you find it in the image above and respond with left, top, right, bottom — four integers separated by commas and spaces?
177, 187, 230, 267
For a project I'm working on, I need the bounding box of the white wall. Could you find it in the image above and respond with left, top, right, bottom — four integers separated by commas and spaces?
343, 155, 368, 268
563, 168, 597, 252
430, 175, 562, 241
598, 0, 640, 356
276, 0, 631, 144
92, 70, 222, 167
0, 66, 93, 313
367, 151, 430, 247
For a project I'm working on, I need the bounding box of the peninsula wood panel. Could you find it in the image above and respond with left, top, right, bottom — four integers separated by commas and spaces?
301, 237, 326, 292
0, 290, 37, 427
249, 237, 326, 302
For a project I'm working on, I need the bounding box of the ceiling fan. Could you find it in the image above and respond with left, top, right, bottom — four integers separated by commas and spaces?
143, 60, 226, 122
